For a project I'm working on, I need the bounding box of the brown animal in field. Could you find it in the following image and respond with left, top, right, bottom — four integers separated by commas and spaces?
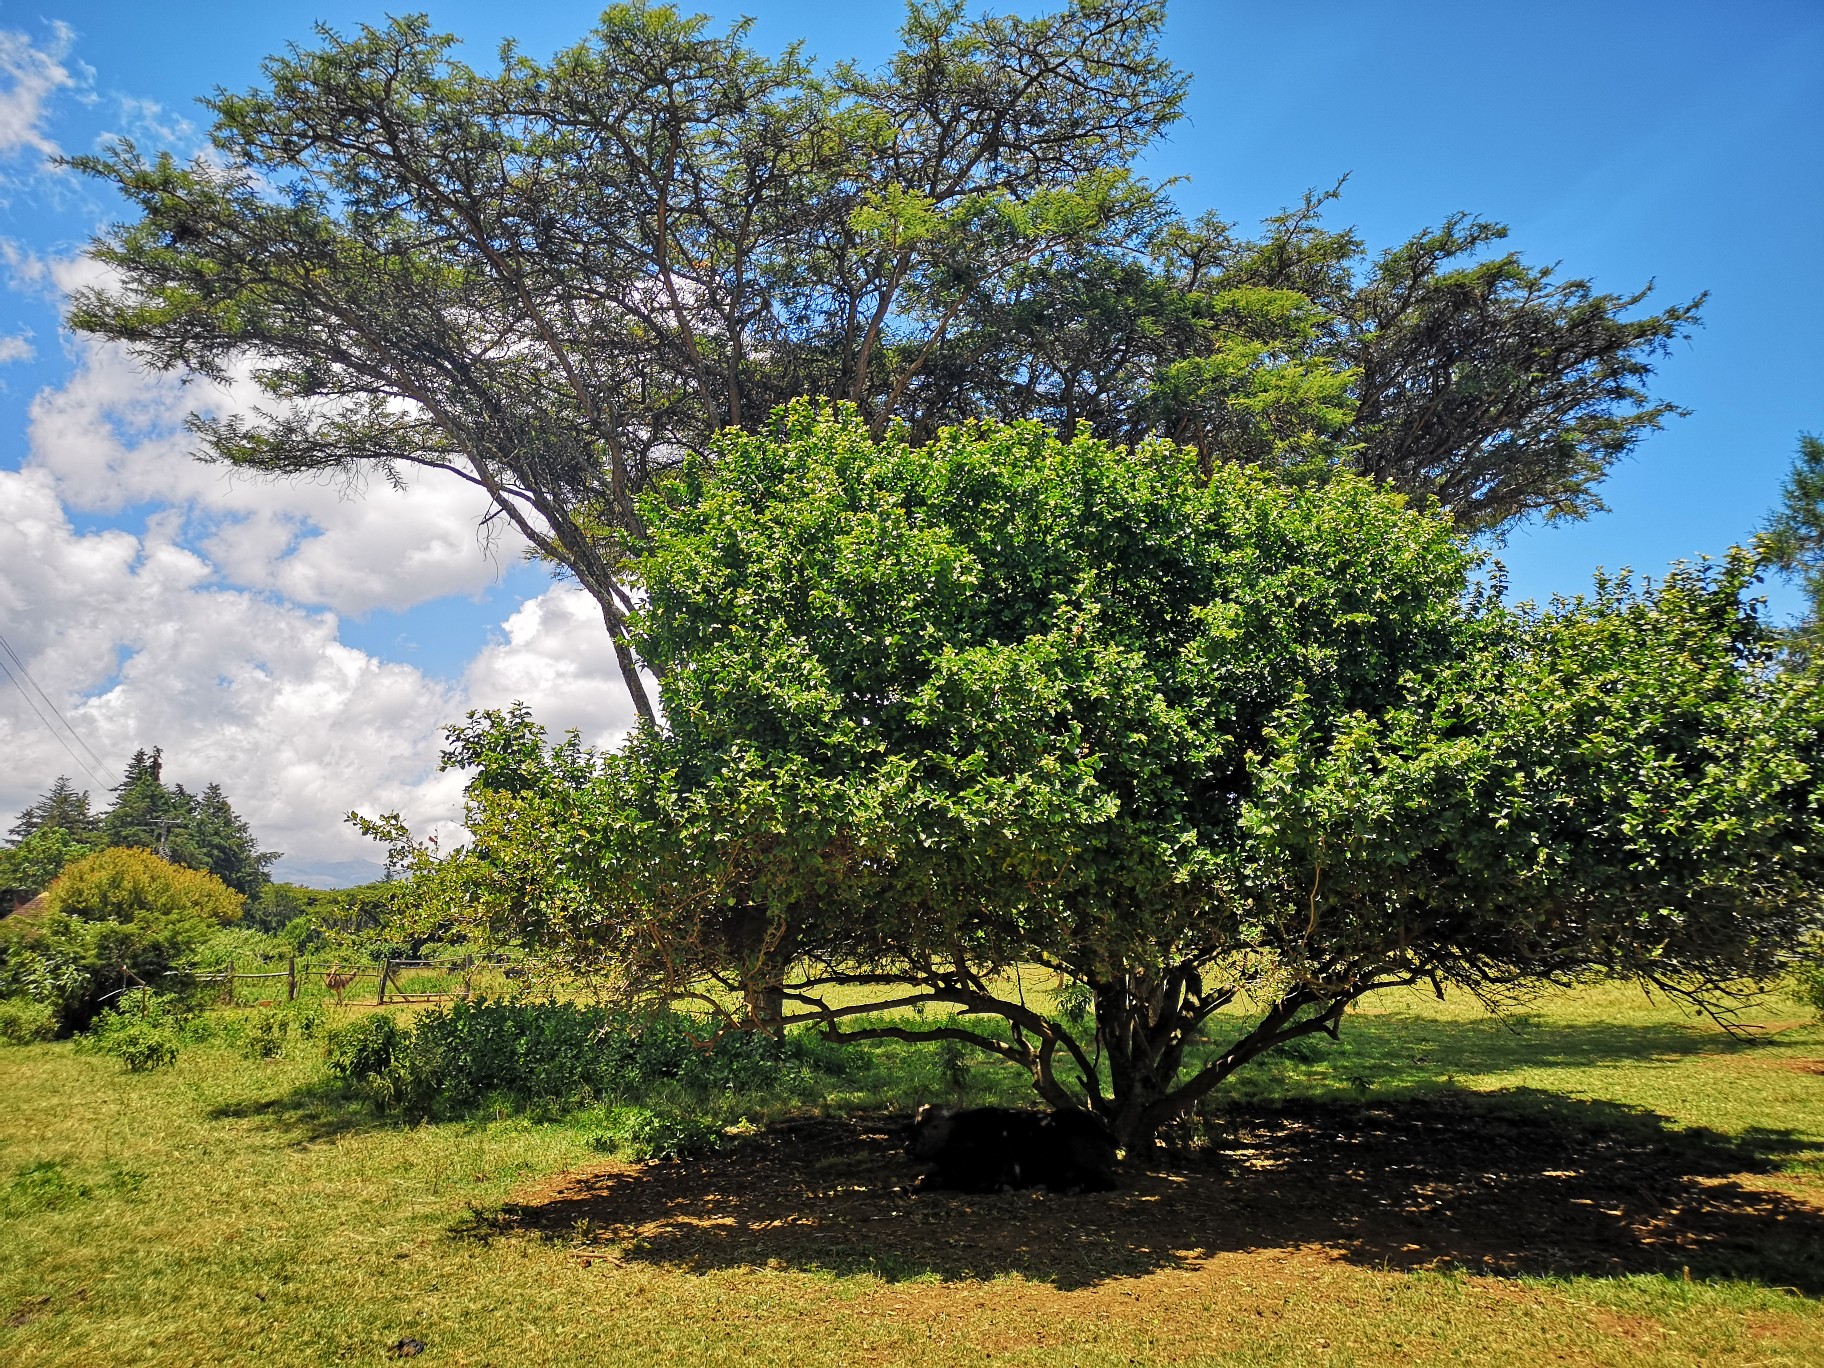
324, 967, 360, 1005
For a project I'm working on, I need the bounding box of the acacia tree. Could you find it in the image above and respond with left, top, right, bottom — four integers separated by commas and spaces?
67, 3, 1696, 716
412, 406, 1823, 1152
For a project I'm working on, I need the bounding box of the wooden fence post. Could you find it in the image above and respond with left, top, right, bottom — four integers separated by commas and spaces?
377, 959, 390, 1006
463, 955, 474, 1000
223, 962, 235, 1006
287, 956, 298, 1003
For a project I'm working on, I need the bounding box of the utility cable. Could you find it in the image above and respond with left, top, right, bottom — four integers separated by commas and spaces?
0, 631, 119, 791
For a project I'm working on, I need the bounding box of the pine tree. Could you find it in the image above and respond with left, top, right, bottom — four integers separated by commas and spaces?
1763, 433, 1824, 651
187, 782, 280, 896
7, 776, 100, 844
94, 748, 280, 894
101, 750, 205, 867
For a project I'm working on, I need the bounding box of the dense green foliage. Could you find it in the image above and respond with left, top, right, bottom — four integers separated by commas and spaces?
414, 407, 1824, 1150
1, 777, 101, 904
3, 756, 278, 905
0, 996, 56, 1045
81, 996, 183, 1072
67, 2, 1696, 714
100, 750, 278, 896
0, 848, 243, 1032
7, 776, 99, 846
323, 999, 856, 1126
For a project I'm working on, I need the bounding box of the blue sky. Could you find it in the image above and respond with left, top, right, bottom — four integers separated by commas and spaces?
1, 0, 1820, 881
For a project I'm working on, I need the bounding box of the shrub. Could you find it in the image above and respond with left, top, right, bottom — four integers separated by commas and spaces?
2, 848, 243, 1032
241, 1001, 327, 1059
45, 847, 243, 926
0, 996, 56, 1045
325, 1013, 422, 1109
81, 989, 190, 1070
597, 1106, 721, 1161
323, 998, 860, 1119
107, 1022, 180, 1071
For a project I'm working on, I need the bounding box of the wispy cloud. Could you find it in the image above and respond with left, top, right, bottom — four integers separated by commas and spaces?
0, 22, 78, 162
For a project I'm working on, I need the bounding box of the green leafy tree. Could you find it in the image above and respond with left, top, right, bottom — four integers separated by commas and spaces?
0, 828, 98, 905
412, 407, 1822, 1152
0, 847, 243, 1031
66, 3, 1694, 716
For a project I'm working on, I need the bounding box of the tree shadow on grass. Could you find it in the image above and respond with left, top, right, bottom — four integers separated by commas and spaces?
464, 1089, 1824, 1293
204, 1081, 407, 1145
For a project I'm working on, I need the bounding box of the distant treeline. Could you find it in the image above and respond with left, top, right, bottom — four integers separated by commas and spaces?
2, 749, 278, 904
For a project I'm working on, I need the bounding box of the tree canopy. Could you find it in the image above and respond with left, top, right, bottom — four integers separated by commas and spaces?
68, 1, 1698, 717
4, 752, 280, 902
407, 406, 1822, 1151
7, 776, 99, 845
2, 777, 104, 904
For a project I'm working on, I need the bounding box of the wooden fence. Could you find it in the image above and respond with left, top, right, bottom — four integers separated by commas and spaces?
187, 956, 521, 1007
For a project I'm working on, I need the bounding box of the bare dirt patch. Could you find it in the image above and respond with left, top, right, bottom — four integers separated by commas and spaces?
475, 1092, 1824, 1294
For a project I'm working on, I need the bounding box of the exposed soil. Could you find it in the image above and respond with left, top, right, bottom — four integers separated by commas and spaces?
477, 1091, 1824, 1293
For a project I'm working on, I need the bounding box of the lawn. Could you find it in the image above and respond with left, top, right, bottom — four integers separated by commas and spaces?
1, 982, 1820, 1367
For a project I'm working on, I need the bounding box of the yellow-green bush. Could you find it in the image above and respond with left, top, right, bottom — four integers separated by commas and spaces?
43, 847, 242, 927
0, 848, 242, 1031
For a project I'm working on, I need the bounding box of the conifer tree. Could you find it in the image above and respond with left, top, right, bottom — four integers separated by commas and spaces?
7, 776, 100, 844
188, 783, 280, 896
96, 750, 278, 892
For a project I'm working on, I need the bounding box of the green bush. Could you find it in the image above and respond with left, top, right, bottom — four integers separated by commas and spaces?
86, 1014, 181, 1071
80, 989, 196, 1071
1, 848, 243, 1032
323, 999, 859, 1119
325, 1013, 413, 1107
0, 996, 56, 1045
241, 1001, 327, 1059
596, 1106, 721, 1161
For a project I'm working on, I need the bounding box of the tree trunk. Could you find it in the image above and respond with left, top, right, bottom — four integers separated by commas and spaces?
1093, 972, 1186, 1153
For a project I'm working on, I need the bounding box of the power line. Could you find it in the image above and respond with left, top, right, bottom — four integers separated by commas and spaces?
0, 654, 114, 793
0, 630, 120, 792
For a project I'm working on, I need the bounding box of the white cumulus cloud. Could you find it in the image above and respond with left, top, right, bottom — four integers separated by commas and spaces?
26, 332, 529, 616
463, 585, 643, 750
0, 465, 473, 874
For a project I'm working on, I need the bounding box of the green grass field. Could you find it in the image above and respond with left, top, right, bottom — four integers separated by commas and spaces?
2, 982, 1820, 1366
